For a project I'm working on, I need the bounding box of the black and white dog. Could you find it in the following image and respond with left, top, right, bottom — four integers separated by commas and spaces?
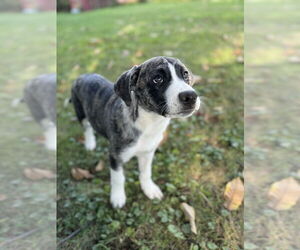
23, 74, 56, 151
71, 57, 200, 208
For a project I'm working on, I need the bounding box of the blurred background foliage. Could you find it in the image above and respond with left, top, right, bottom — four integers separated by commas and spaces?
0, 0, 21, 11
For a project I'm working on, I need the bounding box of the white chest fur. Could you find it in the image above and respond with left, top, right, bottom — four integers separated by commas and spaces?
121, 108, 170, 162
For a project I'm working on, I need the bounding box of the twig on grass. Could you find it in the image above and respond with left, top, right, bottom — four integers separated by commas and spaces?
0, 223, 53, 248
57, 221, 94, 247
57, 228, 82, 247
198, 190, 214, 208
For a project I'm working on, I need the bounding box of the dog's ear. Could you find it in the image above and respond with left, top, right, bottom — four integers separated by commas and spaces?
114, 65, 141, 106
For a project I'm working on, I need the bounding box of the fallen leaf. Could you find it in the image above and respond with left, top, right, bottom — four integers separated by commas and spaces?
207, 78, 222, 83
265, 34, 275, 41
204, 111, 220, 124
202, 64, 210, 71
234, 48, 243, 56
214, 106, 224, 113
72, 64, 80, 71
71, 168, 94, 180
107, 60, 114, 70
180, 202, 197, 234
76, 135, 84, 144
236, 56, 244, 63
134, 49, 143, 58
224, 177, 244, 210
122, 49, 130, 57
0, 194, 7, 201
284, 48, 297, 56
288, 56, 300, 63
93, 48, 102, 55
35, 135, 45, 144
222, 34, 229, 40
23, 168, 56, 181
150, 32, 158, 38
88, 38, 103, 45
191, 74, 202, 85
250, 106, 268, 115
163, 50, 173, 57
268, 177, 300, 210
95, 160, 105, 172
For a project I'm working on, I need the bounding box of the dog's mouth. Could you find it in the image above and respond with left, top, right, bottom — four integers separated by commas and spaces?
177, 108, 195, 115
166, 108, 196, 118
161, 97, 201, 118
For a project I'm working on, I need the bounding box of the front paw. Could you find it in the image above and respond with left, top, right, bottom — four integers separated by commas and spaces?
110, 190, 126, 208
141, 180, 164, 200
84, 138, 96, 151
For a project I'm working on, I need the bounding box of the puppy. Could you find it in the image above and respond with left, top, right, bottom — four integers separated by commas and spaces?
24, 74, 56, 151
71, 57, 200, 208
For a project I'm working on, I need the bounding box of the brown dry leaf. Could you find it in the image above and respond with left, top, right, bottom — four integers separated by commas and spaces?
234, 48, 243, 56
134, 49, 143, 58
0, 194, 7, 201
76, 135, 85, 144
72, 64, 80, 71
107, 60, 114, 70
191, 74, 202, 86
35, 135, 45, 144
180, 202, 197, 234
288, 56, 300, 63
204, 111, 220, 124
224, 177, 244, 210
71, 168, 94, 180
268, 177, 300, 210
93, 48, 102, 55
24, 168, 56, 181
214, 106, 224, 113
207, 78, 222, 83
89, 38, 103, 45
202, 64, 210, 71
95, 160, 105, 172
251, 106, 267, 114
236, 56, 244, 63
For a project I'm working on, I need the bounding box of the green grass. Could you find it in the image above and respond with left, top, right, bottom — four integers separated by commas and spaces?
57, 1, 243, 249
0, 13, 56, 249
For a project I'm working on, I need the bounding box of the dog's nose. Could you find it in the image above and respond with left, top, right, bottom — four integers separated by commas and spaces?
178, 91, 197, 105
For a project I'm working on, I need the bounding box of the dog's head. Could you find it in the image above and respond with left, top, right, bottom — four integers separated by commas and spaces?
114, 56, 200, 118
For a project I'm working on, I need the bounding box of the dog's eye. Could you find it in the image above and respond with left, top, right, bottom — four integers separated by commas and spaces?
183, 71, 189, 81
153, 75, 163, 84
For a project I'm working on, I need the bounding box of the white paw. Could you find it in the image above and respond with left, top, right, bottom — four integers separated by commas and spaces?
84, 135, 96, 151
110, 190, 126, 208
45, 142, 56, 151
44, 127, 56, 151
141, 180, 163, 200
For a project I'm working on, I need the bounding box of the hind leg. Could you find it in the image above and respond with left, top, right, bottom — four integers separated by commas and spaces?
82, 119, 96, 151
24, 91, 56, 151
41, 119, 56, 151
72, 93, 96, 150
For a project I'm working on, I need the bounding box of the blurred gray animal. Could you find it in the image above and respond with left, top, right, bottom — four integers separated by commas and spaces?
24, 74, 56, 151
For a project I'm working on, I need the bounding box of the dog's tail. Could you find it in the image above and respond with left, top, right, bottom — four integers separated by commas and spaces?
11, 98, 24, 108
63, 97, 72, 108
